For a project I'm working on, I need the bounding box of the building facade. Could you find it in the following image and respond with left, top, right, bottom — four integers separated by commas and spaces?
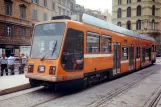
31, 0, 57, 23
0, 0, 32, 57
112, 0, 161, 52
103, 9, 112, 22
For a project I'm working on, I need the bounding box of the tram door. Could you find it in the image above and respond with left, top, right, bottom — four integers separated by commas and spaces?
149, 48, 152, 64
129, 45, 134, 70
142, 47, 146, 66
113, 43, 121, 75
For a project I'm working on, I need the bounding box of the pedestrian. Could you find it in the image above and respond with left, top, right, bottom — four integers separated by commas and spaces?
19, 53, 27, 74
8, 53, 16, 75
0, 54, 8, 76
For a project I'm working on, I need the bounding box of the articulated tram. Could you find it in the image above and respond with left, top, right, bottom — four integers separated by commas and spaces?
25, 14, 156, 88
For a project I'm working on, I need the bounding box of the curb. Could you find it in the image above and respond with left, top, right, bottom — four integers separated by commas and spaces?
0, 83, 31, 95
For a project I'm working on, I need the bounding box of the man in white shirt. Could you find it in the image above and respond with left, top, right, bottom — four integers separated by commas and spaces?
8, 53, 16, 75
0, 54, 8, 76
19, 53, 27, 74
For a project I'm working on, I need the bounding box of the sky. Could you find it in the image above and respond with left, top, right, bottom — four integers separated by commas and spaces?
76, 0, 112, 13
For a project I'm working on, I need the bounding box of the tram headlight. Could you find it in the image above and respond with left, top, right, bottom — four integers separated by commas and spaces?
38, 66, 45, 72
49, 66, 56, 75
28, 65, 34, 73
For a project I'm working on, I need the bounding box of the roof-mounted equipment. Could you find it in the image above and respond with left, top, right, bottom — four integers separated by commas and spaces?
51, 15, 71, 20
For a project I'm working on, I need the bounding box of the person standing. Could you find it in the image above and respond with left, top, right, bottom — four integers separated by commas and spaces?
8, 53, 16, 75
0, 54, 8, 76
19, 53, 27, 74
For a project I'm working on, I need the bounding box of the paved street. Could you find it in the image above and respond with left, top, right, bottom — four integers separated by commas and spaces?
0, 58, 160, 107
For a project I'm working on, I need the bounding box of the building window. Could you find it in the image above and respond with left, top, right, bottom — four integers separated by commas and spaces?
70, 2, 74, 9
20, 4, 26, 19
127, 7, 131, 17
152, 5, 155, 16
32, 9, 38, 21
137, 5, 141, 16
117, 22, 121, 27
44, 13, 47, 21
153, 0, 155, 1
101, 35, 112, 53
122, 46, 128, 60
44, 0, 47, 7
127, 21, 131, 30
136, 20, 141, 30
127, 0, 131, 4
62, 9, 65, 15
6, 3, 12, 16
67, 11, 70, 16
117, 8, 122, 18
20, 28, 26, 37
6, 25, 12, 36
118, 0, 122, 5
58, 6, 61, 15
86, 32, 100, 53
31, 0, 39, 4
53, 2, 55, 10
137, 0, 141, 2
152, 19, 155, 29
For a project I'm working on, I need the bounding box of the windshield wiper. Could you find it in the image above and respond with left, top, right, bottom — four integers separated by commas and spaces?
40, 40, 57, 61
51, 40, 57, 57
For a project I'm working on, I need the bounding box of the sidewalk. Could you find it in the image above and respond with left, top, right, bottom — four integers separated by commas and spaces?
0, 74, 30, 95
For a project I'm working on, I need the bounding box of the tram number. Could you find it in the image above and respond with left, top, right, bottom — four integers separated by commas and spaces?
46, 61, 53, 64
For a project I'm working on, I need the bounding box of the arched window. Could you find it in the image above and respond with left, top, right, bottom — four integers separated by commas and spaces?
127, 7, 131, 17
127, 0, 131, 4
117, 8, 122, 18
152, 5, 155, 16
127, 21, 131, 30
137, 0, 141, 2
152, 19, 155, 29
136, 20, 141, 30
153, 0, 155, 1
137, 5, 141, 16
117, 22, 121, 26
118, 0, 122, 5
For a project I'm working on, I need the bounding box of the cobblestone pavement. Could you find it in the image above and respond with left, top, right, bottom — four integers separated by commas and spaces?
0, 60, 160, 107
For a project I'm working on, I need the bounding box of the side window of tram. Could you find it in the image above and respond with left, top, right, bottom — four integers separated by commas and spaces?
152, 45, 154, 52
86, 32, 100, 53
146, 48, 149, 57
136, 47, 140, 58
61, 28, 84, 71
101, 35, 112, 53
122, 46, 128, 60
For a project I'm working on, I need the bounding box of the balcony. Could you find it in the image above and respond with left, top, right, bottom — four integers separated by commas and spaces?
141, 29, 161, 34
0, 15, 32, 27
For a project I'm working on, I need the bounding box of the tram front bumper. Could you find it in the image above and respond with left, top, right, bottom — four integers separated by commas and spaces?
25, 73, 63, 82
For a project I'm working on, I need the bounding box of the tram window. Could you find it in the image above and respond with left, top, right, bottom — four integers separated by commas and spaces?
86, 32, 100, 53
101, 35, 112, 53
136, 47, 140, 58
61, 28, 84, 71
152, 45, 154, 52
146, 48, 149, 57
122, 46, 128, 60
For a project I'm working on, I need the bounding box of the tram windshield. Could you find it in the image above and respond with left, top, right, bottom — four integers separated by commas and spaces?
31, 22, 66, 59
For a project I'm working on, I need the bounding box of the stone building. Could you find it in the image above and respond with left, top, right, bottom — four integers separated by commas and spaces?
0, 0, 32, 57
31, 0, 57, 23
112, 0, 161, 52
103, 9, 112, 23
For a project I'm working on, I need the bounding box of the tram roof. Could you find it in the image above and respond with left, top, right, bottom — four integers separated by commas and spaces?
81, 14, 156, 42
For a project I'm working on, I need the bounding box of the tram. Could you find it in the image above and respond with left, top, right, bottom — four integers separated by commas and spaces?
25, 14, 156, 88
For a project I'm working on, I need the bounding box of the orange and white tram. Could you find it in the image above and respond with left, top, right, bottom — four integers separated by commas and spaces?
25, 14, 156, 88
